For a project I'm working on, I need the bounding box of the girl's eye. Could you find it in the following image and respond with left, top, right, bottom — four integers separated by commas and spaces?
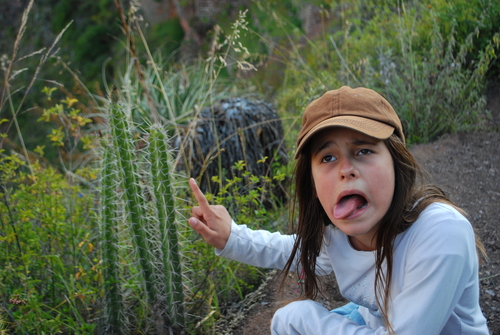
358, 149, 372, 156
321, 155, 336, 163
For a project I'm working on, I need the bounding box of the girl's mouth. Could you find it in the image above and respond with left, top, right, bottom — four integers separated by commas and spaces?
334, 194, 368, 220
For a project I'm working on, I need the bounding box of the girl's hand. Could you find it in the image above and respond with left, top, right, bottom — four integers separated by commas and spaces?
188, 178, 232, 250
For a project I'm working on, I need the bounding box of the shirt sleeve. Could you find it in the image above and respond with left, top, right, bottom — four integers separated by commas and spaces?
216, 221, 297, 270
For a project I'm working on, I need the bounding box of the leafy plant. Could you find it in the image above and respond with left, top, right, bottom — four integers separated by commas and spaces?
208, 159, 288, 226
37, 86, 97, 171
0, 156, 98, 334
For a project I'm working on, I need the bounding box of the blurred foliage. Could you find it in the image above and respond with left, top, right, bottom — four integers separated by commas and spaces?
51, 0, 121, 83
431, 0, 500, 74
2, 0, 499, 162
146, 18, 185, 57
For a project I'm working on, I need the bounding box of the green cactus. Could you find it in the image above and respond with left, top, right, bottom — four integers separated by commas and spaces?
108, 87, 157, 304
99, 144, 124, 334
100, 87, 185, 334
149, 124, 184, 329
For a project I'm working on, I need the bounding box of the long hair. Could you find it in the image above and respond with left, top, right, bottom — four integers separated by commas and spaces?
281, 133, 486, 331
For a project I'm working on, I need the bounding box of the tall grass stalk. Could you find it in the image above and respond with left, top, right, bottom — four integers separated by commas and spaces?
0, 0, 71, 174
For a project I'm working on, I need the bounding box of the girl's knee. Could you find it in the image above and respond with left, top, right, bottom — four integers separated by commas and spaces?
271, 300, 318, 335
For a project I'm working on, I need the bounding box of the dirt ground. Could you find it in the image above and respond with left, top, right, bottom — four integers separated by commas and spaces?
216, 83, 500, 335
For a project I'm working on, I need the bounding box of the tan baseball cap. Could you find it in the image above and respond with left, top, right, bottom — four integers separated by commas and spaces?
295, 86, 404, 158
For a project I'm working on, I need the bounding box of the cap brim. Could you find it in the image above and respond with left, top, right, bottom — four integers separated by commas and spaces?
294, 115, 395, 159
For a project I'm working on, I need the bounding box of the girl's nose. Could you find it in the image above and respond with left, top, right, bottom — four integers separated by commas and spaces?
339, 157, 357, 180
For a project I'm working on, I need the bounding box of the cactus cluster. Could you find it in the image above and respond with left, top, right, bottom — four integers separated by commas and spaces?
99, 87, 184, 334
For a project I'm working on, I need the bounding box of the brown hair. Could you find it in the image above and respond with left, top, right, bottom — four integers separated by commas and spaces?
281, 133, 486, 331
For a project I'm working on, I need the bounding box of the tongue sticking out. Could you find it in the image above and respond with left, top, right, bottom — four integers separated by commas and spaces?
334, 195, 367, 220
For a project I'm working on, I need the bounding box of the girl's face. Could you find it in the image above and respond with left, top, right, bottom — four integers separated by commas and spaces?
310, 127, 395, 251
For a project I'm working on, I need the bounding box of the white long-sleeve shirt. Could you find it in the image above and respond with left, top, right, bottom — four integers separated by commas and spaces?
216, 202, 489, 334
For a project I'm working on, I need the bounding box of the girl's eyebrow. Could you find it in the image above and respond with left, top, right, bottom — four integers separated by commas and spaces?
351, 138, 378, 146
314, 137, 379, 155
314, 140, 335, 155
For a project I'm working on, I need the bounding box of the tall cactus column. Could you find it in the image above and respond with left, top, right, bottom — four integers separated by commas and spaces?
108, 87, 158, 305
149, 124, 184, 330
101, 87, 185, 334
100, 145, 124, 335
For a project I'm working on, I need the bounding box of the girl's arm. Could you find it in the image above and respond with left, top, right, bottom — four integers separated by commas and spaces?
188, 178, 296, 269
216, 220, 296, 270
384, 214, 487, 334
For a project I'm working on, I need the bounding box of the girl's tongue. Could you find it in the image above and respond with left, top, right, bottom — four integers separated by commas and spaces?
334, 195, 367, 219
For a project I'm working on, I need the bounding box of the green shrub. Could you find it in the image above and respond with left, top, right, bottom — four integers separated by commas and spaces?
0, 156, 98, 334
431, 0, 500, 76
354, 5, 499, 142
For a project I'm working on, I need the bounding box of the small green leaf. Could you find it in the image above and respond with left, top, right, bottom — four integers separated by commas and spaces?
34, 145, 45, 156
41, 86, 57, 100
61, 97, 78, 108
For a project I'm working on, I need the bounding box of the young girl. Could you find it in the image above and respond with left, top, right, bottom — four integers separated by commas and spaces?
188, 86, 489, 334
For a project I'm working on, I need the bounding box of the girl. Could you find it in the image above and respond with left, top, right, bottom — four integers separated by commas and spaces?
188, 86, 489, 334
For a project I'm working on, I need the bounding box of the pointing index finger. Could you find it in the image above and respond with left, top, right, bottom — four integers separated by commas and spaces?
189, 178, 211, 211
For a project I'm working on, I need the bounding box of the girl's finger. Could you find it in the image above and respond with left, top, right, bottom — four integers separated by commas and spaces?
191, 206, 204, 221
189, 217, 211, 236
189, 216, 225, 249
189, 178, 211, 212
